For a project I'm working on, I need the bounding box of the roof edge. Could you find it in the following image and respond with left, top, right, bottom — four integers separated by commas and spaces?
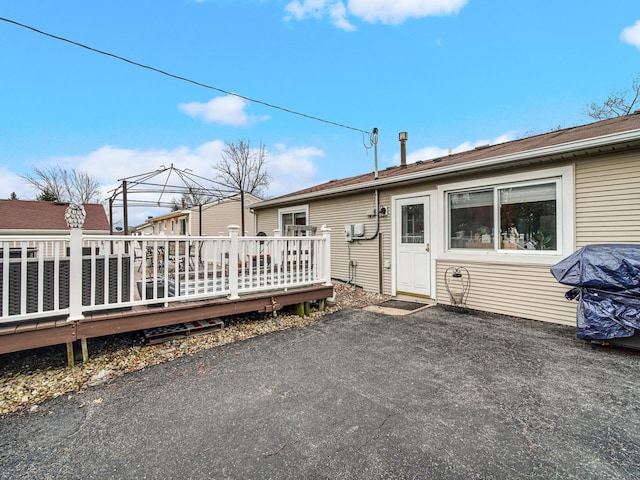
252, 127, 640, 209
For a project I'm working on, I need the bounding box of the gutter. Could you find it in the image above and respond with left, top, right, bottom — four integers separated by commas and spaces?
252, 128, 640, 209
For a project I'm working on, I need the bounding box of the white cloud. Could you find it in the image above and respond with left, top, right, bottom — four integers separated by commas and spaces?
621, 20, 640, 49
0, 167, 32, 200
178, 95, 270, 126
35, 142, 226, 227
348, 0, 467, 25
22, 140, 323, 226
285, 0, 355, 30
394, 131, 519, 165
267, 143, 324, 196
284, 0, 466, 29
329, 1, 356, 31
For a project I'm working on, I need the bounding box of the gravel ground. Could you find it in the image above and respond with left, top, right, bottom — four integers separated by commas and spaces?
0, 284, 388, 416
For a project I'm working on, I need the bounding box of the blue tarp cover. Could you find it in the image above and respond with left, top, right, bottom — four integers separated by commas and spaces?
551, 244, 640, 340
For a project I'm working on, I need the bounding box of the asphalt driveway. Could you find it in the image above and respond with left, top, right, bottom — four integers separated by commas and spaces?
1, 305, 639, 479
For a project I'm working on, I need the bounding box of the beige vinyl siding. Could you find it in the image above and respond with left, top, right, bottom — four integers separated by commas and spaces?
310, 193, 383, 292
436, 261, 576, 325
255, 195, 384, 291
575, 151, 640, 246
191, 197, 257, 236
255, 206, 279, 236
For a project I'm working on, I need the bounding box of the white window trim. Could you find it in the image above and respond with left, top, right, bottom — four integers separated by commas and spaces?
437, 165, 574, 265
277, 204, 309, 231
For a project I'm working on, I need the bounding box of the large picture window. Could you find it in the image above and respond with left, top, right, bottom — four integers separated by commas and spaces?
499, 183, 556, 251
449, 189, 494, 249
448, 180, 559, 252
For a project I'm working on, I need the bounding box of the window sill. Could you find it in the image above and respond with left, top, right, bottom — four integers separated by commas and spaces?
439, 249, 564, 266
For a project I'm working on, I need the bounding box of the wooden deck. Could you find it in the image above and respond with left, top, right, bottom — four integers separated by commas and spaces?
0, 284, 333, 355
1, 228, 334, 359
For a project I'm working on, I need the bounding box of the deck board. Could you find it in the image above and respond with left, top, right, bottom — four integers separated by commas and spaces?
0, 284, 333, 355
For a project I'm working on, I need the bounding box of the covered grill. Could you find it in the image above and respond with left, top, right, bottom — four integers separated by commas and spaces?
550, 244, 640, 340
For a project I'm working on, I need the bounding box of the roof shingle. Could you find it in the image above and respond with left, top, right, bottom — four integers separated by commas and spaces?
262, 113, 640, 203
0, 200, 110, 231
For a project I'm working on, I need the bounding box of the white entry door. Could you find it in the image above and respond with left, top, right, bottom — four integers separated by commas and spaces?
395, 196, 431, 297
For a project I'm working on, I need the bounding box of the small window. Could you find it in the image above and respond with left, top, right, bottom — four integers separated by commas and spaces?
279, 205, 309, 232
281, 211, 307, 227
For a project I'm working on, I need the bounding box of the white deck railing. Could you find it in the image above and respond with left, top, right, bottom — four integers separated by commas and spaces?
0, 225, 332, 324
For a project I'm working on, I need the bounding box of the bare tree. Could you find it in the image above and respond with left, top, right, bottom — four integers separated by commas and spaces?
171, 184, 217, 211
22, 166, 102, 204
585, 73, 640, 120
211, 139, 271, 234
71, 169, 102, 204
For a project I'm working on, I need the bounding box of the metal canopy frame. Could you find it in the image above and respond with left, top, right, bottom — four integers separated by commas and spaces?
107, 164, 221, 235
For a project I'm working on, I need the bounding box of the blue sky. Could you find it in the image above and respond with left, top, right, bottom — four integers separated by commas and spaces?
1, 1, 639, 227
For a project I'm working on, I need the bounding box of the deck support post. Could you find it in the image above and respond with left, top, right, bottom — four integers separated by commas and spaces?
81, 338, 89, 364
66, 342, 75, 367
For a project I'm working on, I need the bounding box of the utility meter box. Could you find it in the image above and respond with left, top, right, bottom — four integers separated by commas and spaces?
345, 224, 354, 242
353, 223, 365, 237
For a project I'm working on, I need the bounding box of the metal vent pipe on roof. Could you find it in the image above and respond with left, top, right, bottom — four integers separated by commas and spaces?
399, 131, 408, 168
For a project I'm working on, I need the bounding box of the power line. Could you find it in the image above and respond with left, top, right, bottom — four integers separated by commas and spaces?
1, 16, 371, 135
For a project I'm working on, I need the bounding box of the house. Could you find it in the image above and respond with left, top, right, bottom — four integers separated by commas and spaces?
141, 209, 190, 236
137, 193, 261, 236
0, 200, 110, 234
251, 113, 640, 327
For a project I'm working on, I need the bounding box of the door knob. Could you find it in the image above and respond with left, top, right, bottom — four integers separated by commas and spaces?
425, 243, 430, 252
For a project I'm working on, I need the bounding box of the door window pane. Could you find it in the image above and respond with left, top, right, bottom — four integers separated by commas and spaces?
449, 190, 494, 249
401, 204, 424, 244
499, 183, 557, 250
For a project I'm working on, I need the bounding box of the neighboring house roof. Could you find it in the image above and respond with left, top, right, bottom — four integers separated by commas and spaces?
148, 209, 190, 223
252, 113, 640, 209
0, 200, 110, 232
195, 193, 262, 212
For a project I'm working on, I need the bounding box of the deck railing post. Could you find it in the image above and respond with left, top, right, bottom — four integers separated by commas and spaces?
273, 228, 282, 271
321, 224, 332, 289
65, 204, 86, 321
228, 225, 240, 300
